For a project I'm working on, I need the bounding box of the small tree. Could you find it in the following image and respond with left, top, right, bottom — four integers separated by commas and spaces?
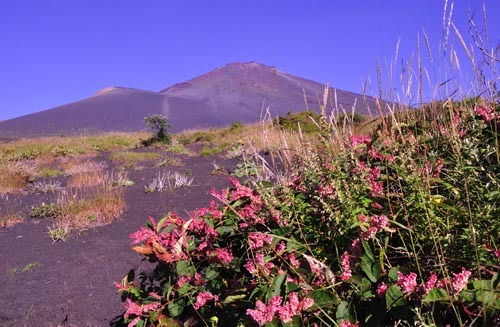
143, 114, 171, 145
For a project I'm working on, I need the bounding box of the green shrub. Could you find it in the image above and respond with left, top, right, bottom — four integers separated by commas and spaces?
31, 202, 60, 218
143, 114, 172, 146
117, 101, 499, 326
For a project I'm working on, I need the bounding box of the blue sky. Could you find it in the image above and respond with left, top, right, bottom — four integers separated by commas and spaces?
1, 1, 499, 121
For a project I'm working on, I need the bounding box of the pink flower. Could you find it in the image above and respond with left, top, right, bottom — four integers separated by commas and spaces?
452, 267, 471, 293
114, 281, 132, 292
340, 251, 352, 281
194, 291, 219, 310
188, 218, 218, 238
248, 232, 273, 249
247, 294, 313, 325
211, 188, 228, 202
276, 241, 286, 253
247, 295, 282, 326
340, 320, 359, 327
244, 259, 257, 274
475, 105, 496, 122
371, 214, 389, 229
228, 177, 262, 204
359, 214, 391, 240
368, 148, 385, 160
360, 226, 378, 240
277, 293, 314, 323
369, 180, 384, 197
277, 293, 300, 323
287, 253, 301, 268
397, 271, 418, 294
245, 254, 274, 276
351, 134, 371, 148
433, 159, 443, 178
197, 241, 209, 252
215, 247, 233, 265
350, 238, 362, 258
130, 226, 156, 245
123, 298, 161, 320
422, 273, 438, 294
376, 282, 387, 297
175, 276, 191, 288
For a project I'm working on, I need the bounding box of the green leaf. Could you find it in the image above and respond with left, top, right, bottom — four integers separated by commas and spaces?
472, 280, 489, 290
385, 285, 405, 310
267, 272, 286, 301
491, 273, 499, 290
423, 288, 449, 303
264, 319, 280, 327
156, 215, 169, 232
474, 290, 500, 310
361, 240, 374, 262
286, 282, 300, 293
361, 260, 380, 283
176, 260, 193, 276
357, 277, 372, 293
336, 301, 351, 321
309, 290, 340, 311
129, 286, 142, 299
222, 294, 247, 305
388, 266, 400, 282
361, 245, 380, 283
216, 226, 234, 235
168, 300, 185, 317
205, 267, 219, 281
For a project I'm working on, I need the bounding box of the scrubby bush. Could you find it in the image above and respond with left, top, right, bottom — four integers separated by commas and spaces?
143, 114, 172, 146
117, 100, 499, 326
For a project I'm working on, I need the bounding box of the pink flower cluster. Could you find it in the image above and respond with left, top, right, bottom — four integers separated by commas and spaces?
376, 282, 387, 297
194, 200, 223, 220
194, 291, 219, 310
244, 253, 275, 276
248, 232, 273, 249
246, 293, 314, 325
397, 271, 418, 293
452, 267, 471, 293
123, 298, 161, 327
340, 251, 352, 281
359, 214, 390, 240
351, 134, 371, 148
175, 272, 204, 288
214, 247, 233, 265
422, 273, 438, 294
475, 105, 497, 122
392, 268, 471, 296
368, 166, 384, 197
339, 320, 359, 327
228, 177, 262, 204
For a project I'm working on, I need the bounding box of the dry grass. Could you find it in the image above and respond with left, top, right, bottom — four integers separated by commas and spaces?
0, 194, 24, 227
55, 186, 126, 230
65, 160, 108, 188
0, 161, 35, 194
0, 132, 147, 162
109, 151, 160, 168
0, 214, 24, 228
0, 132, 146, 195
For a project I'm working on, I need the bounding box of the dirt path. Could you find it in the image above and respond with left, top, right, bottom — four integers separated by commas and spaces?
0, 152, 238, 327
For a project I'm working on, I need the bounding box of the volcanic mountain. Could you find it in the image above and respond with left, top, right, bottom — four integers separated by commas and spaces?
0, 62, 380, 137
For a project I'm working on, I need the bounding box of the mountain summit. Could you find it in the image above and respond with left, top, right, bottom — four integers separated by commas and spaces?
0, 62, 379, 137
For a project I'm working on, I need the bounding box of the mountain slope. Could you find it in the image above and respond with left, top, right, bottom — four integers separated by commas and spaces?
0, 62, 379, 137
